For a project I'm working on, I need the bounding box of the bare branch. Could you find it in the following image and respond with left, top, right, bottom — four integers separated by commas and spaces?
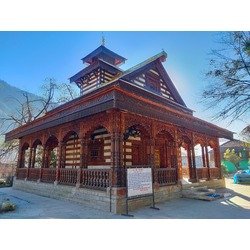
202, 31, 250, 126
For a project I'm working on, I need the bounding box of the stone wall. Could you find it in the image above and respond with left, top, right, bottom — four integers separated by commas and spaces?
181, 178, 226, 190
13, 179, 182, 214
13, 178, 225, 214
114, 185, 182, 214
13, 179, 113, 212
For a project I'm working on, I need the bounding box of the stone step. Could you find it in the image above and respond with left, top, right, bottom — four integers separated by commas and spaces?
182, 186, 223, 201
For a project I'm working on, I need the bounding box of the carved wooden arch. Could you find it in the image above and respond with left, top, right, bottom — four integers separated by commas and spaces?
45, 135, 59, 148
193, 133, 206, 146
207, 139, 217, 149
21, 141, 30, 150
179, 135, 192, 150
43, 129, 60, 145
32, 139, 43, 148
84, 124, 111, 139
80, 114, 111, 137
177, 128, 192, 148
60, 129, 80, 143
124, 123, 151, 139
155, 123, 175, 140
124, 114, 152, 138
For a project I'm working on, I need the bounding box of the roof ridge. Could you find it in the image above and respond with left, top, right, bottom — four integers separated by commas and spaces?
122, 51, 167, 77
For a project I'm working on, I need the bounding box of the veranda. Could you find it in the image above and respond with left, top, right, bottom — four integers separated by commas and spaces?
15, 110, 222, 190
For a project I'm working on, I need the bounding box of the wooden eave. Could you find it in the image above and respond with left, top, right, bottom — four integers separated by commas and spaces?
81, 45, 127, 66
117, 79, 193, 115
5, 79, 233, 141
113, 83, 233, 140
5, 87, 117, 141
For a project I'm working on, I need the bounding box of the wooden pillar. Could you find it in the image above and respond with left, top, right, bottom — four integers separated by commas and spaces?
166, 144, 171, 167
31, 147, 36, 168
27, 147, 33, 179
201, 146, 206, 168
174, 130, 182, 182
205, 146, 211, 180
28, 147, 33, 168
163, 142, 167, 167
76, 136, 87, 187
16, 141, 23, 179
39, 144, 46, 180
149, 138, 156, 167
55, 142, 64, 183
191, 145, 198, 182
173, 141, 179, 181
84, 139, 88, 168
111, 131, 123, 187
149, 138, 157, 184
79, 138, 85, 169
17, 140, 23, 169
187, 146, 193, 180
45, 147, 49, 168
215, 138, 222, 179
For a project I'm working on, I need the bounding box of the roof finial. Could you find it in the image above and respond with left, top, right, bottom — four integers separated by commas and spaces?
101, 32, 106, 46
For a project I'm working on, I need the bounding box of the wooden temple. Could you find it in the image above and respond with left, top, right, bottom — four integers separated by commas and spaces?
6, 45, 234, 213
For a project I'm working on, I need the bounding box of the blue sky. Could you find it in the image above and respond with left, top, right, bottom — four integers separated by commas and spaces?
0, 31, 247, 137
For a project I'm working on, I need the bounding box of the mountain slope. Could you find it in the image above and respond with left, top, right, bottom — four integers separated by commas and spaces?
0, 79, 42, 134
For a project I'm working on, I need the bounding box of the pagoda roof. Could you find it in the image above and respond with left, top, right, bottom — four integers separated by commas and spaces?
5, 47, 234, 142
81, 45, 127, 66
102, 50, 186, 107
5, 79, 234, 141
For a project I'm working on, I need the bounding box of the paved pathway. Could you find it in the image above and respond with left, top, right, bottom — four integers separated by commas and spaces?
0, 178, 249, 219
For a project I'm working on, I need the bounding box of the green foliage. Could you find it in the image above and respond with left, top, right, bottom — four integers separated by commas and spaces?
223, 148, 241, 168
50, 149, 57, 168
0, 176, 13, 187
0, 178, 6, 186
0, 199, 16, 213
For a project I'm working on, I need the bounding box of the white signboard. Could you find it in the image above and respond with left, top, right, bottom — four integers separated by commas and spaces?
127, 168, 153, 197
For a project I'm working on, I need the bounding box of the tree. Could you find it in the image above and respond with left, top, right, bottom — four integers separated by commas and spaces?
202, 32, 250, 123
0, 78, 78, 162
223, 148, 241, 168
240, 125, 250, 149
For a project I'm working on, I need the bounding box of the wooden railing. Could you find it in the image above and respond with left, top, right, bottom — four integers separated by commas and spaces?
210, 167, 220, 179
80, 169, 110, 190
41, 168, 56, 183
59, 168, 78, 186
27, 168, 40, 181
16, 168, 28, 180
196, 168, 209, 180
154, 168, 177, 186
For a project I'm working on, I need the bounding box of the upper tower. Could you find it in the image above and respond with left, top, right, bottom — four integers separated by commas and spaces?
70, 45, 126, 95
70, 45, 187, 109
81, 45, 126, 66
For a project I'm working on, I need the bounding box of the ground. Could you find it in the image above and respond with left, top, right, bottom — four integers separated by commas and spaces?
0, 178, 249, 219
